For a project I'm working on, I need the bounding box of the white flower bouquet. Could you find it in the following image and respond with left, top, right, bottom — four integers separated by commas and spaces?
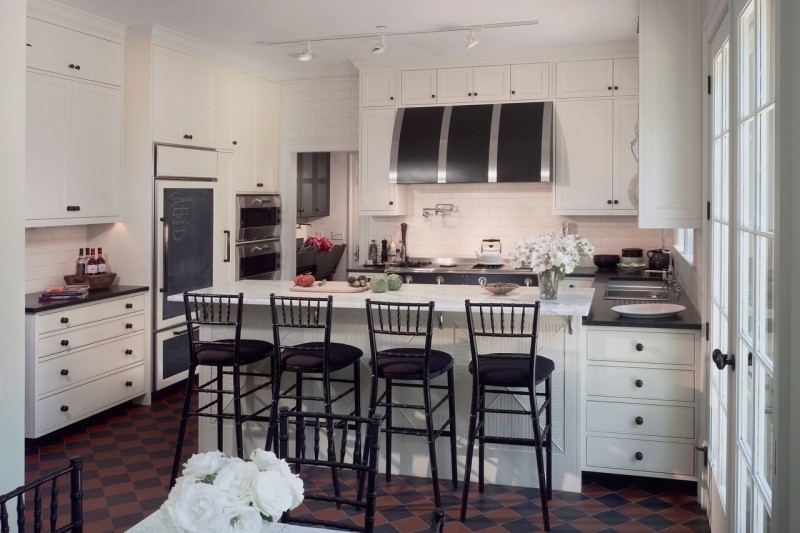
161, 449, 304, 533
508, 233, 595, 277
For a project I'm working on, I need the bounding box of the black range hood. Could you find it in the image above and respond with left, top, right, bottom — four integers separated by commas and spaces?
389, 101, 553, 184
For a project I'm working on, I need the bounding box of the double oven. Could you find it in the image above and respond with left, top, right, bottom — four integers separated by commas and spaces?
235, 194, 282, 280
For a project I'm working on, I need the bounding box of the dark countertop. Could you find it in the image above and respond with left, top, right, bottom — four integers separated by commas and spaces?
25, 285, 149, 314
583, 270, 702, 330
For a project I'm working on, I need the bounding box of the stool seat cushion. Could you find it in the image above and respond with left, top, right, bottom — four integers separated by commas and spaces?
195, 339, 273, 366
280, 342, 363, 372
375, 348, 454, 380
469, 355, 555, 387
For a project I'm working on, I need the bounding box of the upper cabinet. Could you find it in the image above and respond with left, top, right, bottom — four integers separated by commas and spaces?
638, 0, 702, 228
297, 152, 330, 220
556, 59, 638, 99
401, 69, 437, 106
437, 65, 510, 104
361, 71, 396, 107
26, 18, 122, 86
510, 63, 550, 101
254, 77, 280, 193
360, 108, 406, 215
152, 45, 217, 148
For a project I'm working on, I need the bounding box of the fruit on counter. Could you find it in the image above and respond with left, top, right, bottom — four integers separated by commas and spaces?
294, 274, 316, 287
347, 275, 369, 287
387, 273, 403, 291
370, 276, 389, 293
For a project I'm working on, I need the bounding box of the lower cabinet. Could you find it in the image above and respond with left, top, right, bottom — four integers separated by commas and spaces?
25, 292, 147, 438
582, 326, 700, 480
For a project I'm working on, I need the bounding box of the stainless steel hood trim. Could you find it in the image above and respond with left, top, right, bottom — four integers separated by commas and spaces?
437, 107, 452, 183
389, 108, 404, 184
488, 104, 502, 183
540, 102, 553, 182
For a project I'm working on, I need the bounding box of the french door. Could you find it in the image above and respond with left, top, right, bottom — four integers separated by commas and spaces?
707, 0, 775, 531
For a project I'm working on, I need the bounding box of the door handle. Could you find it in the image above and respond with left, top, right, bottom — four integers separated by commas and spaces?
712, 349, 735, 370
224, 230, 231, 263
160, 216, 168, 294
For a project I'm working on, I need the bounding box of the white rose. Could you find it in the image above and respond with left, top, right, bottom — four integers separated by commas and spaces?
214, 461, 260, 504
215, 503, 263, 533
163, 482, 228, 533
165, 475, 197, 508
183, 450, 224, 479
249, 448, 280, 471
251, 470, 294, 519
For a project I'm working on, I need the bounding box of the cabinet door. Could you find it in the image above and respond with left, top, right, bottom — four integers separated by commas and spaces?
612, 98, 639, 211
26, 18, 70, 77
613, 58, 639, 96
436, 67, 473, 104
216, 66, 235, 151
297, 153, 315, 219
67, 82, 121, 218
26, 72, 69, 221
401, 70, 437, 106
313, 152, 330, 217
70, 31, 122, 86
473, 65, 510, 102
553, 100, 613, 212
185, 55, 217, 148
231, 71, 258, 192
360, 108, 405, 214
556, 59, 614, 99
152, 46, 187, 145
255, 78, 280, 192
215, 153, 233, 284
510, 63, 550, 100
361, 71, 396, 107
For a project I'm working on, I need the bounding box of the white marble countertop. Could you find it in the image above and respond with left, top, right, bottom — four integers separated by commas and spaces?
169, 280, 594, 316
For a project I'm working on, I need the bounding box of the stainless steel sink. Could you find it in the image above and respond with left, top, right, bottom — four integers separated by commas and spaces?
604, 278, 670, 301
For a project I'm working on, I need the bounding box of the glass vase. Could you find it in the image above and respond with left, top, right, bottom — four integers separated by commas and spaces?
537, 269, 560, 300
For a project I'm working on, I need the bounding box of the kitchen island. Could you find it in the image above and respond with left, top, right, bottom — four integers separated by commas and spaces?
171, 280, 594, 492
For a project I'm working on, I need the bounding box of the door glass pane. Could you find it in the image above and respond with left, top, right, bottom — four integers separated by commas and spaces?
758, 0, 775, 105
761, 501, 772, 533
739, 232, 756, 342
740, 117, 757, 229
722, 133, 730, 222
740, 3, 757, 117
744, 462, 754, 530
745, 342, 755, 454
757, 236, 775, 362
761, 369, 774, 489
758, 106, 775, 232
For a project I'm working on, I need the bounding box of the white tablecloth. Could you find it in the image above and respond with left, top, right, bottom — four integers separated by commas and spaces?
127, 510, 337, 533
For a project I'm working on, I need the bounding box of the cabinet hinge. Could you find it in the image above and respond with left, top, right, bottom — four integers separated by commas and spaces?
707, 201, 711, 220
708, 75, 712, 95
706, 322, 710, 341
696, 445, 709, 468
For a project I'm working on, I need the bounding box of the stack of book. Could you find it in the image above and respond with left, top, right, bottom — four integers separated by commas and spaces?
39, 284, 90, 302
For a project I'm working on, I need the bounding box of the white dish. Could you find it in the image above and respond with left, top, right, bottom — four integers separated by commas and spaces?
611, 303, 686, 318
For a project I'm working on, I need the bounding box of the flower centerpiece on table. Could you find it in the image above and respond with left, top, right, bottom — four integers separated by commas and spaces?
161, 449, 304, 533
303, 236, 334, 252
508, 233, 594, 300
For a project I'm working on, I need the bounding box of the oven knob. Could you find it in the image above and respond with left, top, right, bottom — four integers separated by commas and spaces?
478, 276, 487, 286
405, 275, 413, 284
436, 276, 444, 285
525, 278, 534, 287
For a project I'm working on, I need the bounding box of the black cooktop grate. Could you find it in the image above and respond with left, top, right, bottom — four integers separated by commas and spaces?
472, 264, 504, 269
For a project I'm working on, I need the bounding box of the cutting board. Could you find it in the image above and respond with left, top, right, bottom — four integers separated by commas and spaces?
289, 281, 370, 293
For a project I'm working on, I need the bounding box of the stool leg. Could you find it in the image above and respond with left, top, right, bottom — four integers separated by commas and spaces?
530, 386, 550, 531
423, 377, 442, 508
216, 365, 223, 451
358, 370, 380, 503
266, 359, 282, 454
460, 376, 479, 522
478, 384, 485, 494
545, 376, 553, 501
447, 369, 458, 490
233, 364, 244, 459
296, 373, 305, 461
170, 363, 196, 488
384, 379, 393, 483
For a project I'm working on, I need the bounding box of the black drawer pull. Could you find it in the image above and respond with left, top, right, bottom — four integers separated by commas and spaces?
635, 416, 644, 425
125, 303, 133, 309
232, 140, 238, 145
607, 86, 612, 90
125, 323, 133, 329
183, 134, 190, 139
60, 369, 69, 376
60, 317, 69, 324
60, 405, 69, 412
60, 339, 69, 347
635, 343, 644, 352
125, 381, 133, 387
635, 452, 644, 461
635, 379, 643, 388
125, 349, 133, 355
468, 92, 472, 96
614, 85, 619, 90
68, 64, 75, 69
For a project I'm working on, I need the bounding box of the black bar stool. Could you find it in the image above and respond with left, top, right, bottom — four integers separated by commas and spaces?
266, 294, 364, 458
170, 292, 274, 487
460, 299, 553, 531
364, 299, 458, 509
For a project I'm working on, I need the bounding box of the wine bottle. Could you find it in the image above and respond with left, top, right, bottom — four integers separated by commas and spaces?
86, 248, 98, 275
75, 248, 86, 276
97, 247, 106, 274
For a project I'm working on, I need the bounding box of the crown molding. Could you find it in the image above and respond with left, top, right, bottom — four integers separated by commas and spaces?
27, 0, 125, 43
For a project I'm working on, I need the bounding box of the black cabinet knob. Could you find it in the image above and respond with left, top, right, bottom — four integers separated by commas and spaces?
76, 206, 80, 211
431, 94, 435, 98
256, 182, 264, 187
125, 349, 133, 355
468, 92, 472, 96
125, 303, 133, 309
635, 379, 644, 388
389, 96, 394, 100
232, 140, 238, 145
635, 343, 644, 352
511, 90, 516, 94
60, 405, 69, 412
75, 65, 80, 70
388, 201, 394, 206
474, 92, 478, 96
60, 369, 69, 376
635, 452, 644, 461
68, 64, 75, 69
125, 323, 133, 329
614, 85, 619, 90
60, 339, 69, 346
183, 134, 189, 139
125, 381, 133, 387
607, 86, 612, 90
607, 200, 612, 205
188, 134, 193, 140
635, 416, 644, 425
613, 200, 619, 205
60, 317, 69, 324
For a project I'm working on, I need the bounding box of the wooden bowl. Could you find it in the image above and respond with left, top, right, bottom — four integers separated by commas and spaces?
482, 282, 519, 295
63, 272, 117, 290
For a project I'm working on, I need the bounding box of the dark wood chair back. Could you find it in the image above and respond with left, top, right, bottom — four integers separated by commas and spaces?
364, 299, 436, 377
183, 292, 244, 365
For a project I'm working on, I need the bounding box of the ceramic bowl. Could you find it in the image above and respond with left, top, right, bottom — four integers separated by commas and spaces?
482, 282, 519, 295
593, 254, 621, 270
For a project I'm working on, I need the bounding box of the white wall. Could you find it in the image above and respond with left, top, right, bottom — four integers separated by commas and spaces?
25, 226, 89, 293
0, 0, 27, 492
281, 77, 359, 144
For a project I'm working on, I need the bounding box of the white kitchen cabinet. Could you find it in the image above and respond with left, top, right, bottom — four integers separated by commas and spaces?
26, 17, 122, 86
582, 326, 700, 480
25, 291, 148, 438
361, 71, 397, 107
436, 67, 474, 104
26, 71, 122, 225
638, 0, 702, 228
216, 66, 235, 151
510, 63, 550, 101
254, 77, 280, 192
436, 66, 510, 104
553, 98, 638, 215
152, 45, 217, 148
556, 59, 637, 99
400, 69, 437, 106
360, 108, 406, 215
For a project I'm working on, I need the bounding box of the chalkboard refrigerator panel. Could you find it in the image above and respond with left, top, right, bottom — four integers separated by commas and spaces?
154, 326, 199, 390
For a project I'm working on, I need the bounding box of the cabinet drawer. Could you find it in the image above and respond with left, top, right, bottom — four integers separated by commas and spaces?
37, 364, 145, 435
38, 333, 144, 395
586, 436, 694, 476
38, 314, 145, 357
38, 294, 145, 334
586, 365, 694, 402
564, 278, 594, 289
587, 401, 694, 439
586, 329, 696, 365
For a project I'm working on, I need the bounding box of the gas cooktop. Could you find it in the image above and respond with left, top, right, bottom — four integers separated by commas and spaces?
391, 261, 433, 268
471, 263, 504, 269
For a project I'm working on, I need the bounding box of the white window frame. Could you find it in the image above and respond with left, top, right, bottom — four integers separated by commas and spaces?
674, 228, 695, 264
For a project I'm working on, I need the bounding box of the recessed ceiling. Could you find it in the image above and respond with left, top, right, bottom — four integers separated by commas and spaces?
50, 0, 639, 80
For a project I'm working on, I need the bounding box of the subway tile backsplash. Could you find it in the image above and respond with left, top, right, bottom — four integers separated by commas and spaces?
367, 182, 671, 261
25, 226, 88, 293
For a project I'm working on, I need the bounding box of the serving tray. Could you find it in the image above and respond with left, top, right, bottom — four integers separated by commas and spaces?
611, 303, 686, 318
289, 281, 370, 293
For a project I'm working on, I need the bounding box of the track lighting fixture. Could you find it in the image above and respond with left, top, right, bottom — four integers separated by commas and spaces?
371, 35, 387, 55
297, 41, 313, 62
466, 29, 480, 49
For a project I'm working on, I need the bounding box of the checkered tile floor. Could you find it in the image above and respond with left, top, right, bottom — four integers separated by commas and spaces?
24, 385, 710, 532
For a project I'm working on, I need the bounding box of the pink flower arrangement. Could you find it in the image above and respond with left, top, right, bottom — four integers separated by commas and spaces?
303, 236, 334, 252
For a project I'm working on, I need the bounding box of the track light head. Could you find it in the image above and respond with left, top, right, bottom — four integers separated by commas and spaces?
466, 29, 480, 49
371, 35, 387, 55
297, 41, 313, 62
